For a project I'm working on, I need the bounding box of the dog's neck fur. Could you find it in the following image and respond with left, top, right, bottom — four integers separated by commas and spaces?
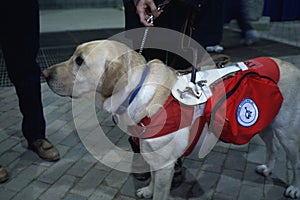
102, 58, 177, 127
101, 51, 146, 113
122, 59, 178, 124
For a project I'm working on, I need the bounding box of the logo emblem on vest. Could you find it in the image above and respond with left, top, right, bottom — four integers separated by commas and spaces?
236, 98, 259, 127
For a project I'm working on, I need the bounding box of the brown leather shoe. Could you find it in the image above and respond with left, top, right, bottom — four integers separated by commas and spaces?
28, 139, 60, 162
0, 165, 9, 183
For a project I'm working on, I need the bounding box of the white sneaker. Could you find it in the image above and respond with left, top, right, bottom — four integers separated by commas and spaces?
206, 45, 224, 53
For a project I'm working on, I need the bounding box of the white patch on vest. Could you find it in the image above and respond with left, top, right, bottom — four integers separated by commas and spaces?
236, 98, 259, 127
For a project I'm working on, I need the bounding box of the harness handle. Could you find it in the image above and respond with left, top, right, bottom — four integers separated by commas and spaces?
176, 54, 231, 75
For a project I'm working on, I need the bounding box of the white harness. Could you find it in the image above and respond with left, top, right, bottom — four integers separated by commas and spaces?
172, 62, 249, 106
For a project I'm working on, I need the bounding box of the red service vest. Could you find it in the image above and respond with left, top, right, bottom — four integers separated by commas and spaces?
205, 57, 283, 145
129, 57, 283, 155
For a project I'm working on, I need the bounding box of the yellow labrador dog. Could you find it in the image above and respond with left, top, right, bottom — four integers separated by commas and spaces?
43, 40, 300, 199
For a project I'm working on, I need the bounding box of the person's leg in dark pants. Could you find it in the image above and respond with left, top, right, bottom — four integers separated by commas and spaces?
0, 0, 59, 164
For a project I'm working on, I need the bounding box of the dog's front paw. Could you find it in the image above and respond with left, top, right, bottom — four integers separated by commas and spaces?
136, 186, 153, 199
255, 164, 272, 177
285, 185, 300, 199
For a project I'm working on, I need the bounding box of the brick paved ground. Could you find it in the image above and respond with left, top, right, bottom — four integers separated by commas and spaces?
0, 8, 299, 200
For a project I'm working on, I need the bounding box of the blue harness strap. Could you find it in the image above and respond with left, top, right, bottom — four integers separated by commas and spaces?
114, 64, 150, 116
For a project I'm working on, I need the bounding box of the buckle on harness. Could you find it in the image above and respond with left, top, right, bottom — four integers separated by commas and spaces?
172, 74, 211, 106
177, 84, 202, 99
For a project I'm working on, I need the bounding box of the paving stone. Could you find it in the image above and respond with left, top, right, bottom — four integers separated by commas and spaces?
201, 151, 226, 173
58, 110, 74, 122
0, 187, 16, 200
191, 170, 220, 199
19, 152, 45, 167
5, 109, 22, 118
97, 111, 112, 124
213, 192, 237, 200
0, 138, 19, 153
6, 156, 37, 179
48, 130, 73, 146
0, 103, 18, 114
123, 168, 218, 199
42, 95, 59, 107
100, 125, 115, 135
183, 158, 202, 177
237, 184, 264, 200
18, 164, 48, 180
249, 134, 265, 146
44, 105, 60, 115
67, 153, 97, 177
0, 151, 21, 166
63, 193, 87, 200
212, 141, 230, 153
115, 134, 132, 151
264, 183, 287, 200
94, 162, 113, 172
215, 169, 243, 198
38, 158, 76, 184
120, 175, 149, 198
0, 131, 11, 143
70, 168, 107, 197
170, 180, 205, 200
246, 143, 266, 164
11, 143, 28, 154
224, 150, 247, 171
4, 176, 33, 192
88, 185, 118, 200
11, 180, 49, 200
100, 115, 117, 127
45, 110, 66, 125
242, 163, 265, 185
46, 119, 68, 135
10, 130, 23, 139
104, 170, 130, 189
39, 175, 77, 200
106, 126, 125, 144
59, 131, 81, 147
229, 143, 249, 152
113, 195, 136, 200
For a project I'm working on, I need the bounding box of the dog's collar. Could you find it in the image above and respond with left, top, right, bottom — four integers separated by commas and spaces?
113, 64, 150, 118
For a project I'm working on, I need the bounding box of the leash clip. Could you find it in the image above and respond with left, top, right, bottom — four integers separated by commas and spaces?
147, 15, 154, 24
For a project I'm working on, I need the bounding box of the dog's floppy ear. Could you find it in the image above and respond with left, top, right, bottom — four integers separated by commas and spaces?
99, 60, 128, 98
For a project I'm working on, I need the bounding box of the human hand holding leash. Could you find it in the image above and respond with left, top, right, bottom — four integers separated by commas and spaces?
135, 0, 164, 26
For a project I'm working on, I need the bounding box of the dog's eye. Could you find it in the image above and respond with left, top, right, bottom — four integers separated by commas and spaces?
75, 56, 84, 66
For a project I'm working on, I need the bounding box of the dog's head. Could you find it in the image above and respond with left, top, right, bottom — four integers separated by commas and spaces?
44, 40, 146, 104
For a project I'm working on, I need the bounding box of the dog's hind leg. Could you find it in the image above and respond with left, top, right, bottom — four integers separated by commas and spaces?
256, 127, 279, 176
276, 131, 300, 199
